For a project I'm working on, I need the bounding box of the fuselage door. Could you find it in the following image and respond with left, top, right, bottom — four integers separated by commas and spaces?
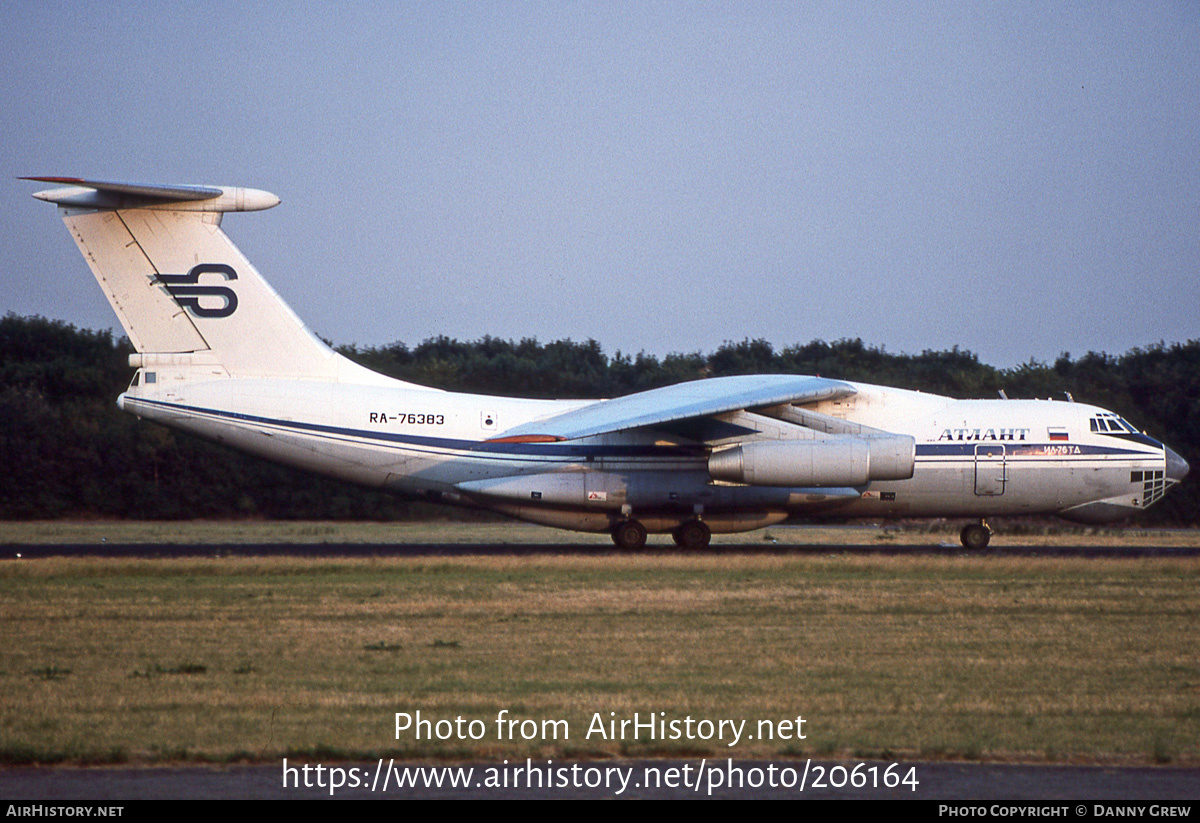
974, 444, 1007, 496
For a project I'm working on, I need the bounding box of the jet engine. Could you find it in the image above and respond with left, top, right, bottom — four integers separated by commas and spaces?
708, 435, 915, 487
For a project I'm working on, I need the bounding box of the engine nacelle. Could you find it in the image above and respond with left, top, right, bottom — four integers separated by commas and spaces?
708, 435, 915, 487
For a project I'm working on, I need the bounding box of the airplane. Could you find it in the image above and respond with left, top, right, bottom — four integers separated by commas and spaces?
23, 177, 1189, 550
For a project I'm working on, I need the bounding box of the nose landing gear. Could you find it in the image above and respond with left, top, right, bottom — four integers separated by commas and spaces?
960, 520, 992, 549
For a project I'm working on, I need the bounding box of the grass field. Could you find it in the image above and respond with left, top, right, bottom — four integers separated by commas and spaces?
2, 545, 1197, 766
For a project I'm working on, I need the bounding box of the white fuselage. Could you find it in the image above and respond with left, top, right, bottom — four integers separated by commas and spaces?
118, 368, 1173, 534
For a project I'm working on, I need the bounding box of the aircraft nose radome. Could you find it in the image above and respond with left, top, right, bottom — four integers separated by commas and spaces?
1165, 446, 1189, 483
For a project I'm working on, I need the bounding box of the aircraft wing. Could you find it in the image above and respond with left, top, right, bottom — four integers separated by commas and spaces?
489, 374, 856, 442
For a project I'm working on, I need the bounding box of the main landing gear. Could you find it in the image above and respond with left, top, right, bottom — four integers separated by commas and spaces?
960, 520, 993, 549
672, 519, 711, 550
609, 518, 713, 550
611, 519, 648, 550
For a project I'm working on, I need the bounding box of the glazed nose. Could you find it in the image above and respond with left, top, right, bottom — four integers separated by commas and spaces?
1165, 446, 1189, 483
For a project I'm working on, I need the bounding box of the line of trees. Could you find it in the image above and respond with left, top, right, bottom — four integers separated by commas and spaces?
2, 313, 1196, 524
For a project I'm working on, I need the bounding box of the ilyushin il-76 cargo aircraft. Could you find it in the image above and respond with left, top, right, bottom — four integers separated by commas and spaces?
25, 177, 1189, 550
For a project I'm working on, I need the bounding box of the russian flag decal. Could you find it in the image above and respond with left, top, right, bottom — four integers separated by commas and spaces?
1048, 427, 1069, 441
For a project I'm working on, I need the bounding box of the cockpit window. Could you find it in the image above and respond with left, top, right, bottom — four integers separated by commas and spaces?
1090, 413, 1139, 435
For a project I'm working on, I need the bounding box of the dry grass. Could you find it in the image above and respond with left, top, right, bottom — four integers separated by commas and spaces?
1, 553, 1197, 765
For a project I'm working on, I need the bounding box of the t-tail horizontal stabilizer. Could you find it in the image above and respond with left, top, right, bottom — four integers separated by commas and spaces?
21, 177, 280, 212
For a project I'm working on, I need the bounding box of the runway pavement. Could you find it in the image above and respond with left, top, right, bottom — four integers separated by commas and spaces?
2, 759, 1198, 800
3, 542, 1200, 559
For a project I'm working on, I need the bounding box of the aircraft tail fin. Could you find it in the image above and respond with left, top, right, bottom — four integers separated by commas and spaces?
25, 177, 367, 380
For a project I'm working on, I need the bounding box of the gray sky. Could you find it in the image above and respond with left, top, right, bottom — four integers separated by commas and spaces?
4, 1, 1198, 368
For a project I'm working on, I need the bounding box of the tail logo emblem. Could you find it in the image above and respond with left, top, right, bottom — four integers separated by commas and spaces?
158, 264, 239, 318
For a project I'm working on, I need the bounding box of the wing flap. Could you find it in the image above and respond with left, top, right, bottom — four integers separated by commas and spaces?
489, 374, 856, 442
760, 403, 893, 436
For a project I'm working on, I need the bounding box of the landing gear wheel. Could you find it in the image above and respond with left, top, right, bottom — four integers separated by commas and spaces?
611, 520, 648, 551
672, 520, 712, 550
960, 523, 992, 549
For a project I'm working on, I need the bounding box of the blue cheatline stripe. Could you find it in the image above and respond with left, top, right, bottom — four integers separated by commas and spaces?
124, 397, 1163, 465
123, 397, 708, 460
916, 443, 1155, 458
